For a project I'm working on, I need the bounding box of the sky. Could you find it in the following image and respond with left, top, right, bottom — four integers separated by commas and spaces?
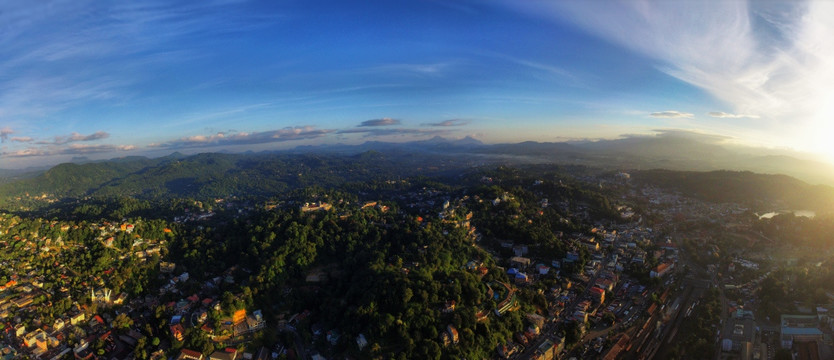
1, 0, 833, 168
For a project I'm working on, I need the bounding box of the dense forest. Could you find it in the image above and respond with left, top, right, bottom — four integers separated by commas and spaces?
1, 155, 636, 359
0, 152, 476, 209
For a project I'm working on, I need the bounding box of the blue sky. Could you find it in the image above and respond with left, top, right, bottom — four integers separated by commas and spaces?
2, 0, 833, 168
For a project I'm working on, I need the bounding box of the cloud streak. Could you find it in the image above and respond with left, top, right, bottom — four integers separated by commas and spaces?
358, 118, 401, 127
708, 111, 760, 119
2, 144, 136, 158
649, 111, 693, 119
36, 131, 110, 145
423, 119, 471, 127
0, 1, 274, 124
493, 0, 834, 152
337, 127, 450, 138
150, 126, 333, 149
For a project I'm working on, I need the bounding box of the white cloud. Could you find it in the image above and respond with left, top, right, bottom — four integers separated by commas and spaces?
708, 111, 760, 119
649, 111, 693, 119
493, 0, 834, 154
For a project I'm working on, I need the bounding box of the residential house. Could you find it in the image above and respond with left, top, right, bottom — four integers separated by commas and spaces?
510, 256, 531, 268
590, 287, 605, 304
650, 262, 674, 278
176, 349, 204, 360
69, 312, 85, 325
209, 349, 238, 360
356, 334, 368, 350
170, 324, 185, 342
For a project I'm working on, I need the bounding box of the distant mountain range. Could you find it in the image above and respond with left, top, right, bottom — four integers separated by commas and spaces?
283, 134, 834, 186
0, 150, 476, 204
2, 134, 834, 211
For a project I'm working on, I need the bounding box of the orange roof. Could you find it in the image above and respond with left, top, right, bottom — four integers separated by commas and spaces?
654, 263, 670, 272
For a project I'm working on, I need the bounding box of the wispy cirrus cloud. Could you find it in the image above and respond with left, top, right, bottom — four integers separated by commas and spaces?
358, 118, 401, 127
10, 137, 33, 143
0, 1, 277, 123
149, 126, 333, 149
708, 111, 760, 119
618, 129, 732, 144
423, 119, 471, 127
337, 129, 452, 140
492, 0, 834, 153
337, 127, 450, 138
649, 111, 693, 119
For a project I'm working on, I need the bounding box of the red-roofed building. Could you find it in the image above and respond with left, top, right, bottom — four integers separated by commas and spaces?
590, 287, 605, 304
176, 349, 204, 360
187, 294, 200, 303
170, 324, 185, 342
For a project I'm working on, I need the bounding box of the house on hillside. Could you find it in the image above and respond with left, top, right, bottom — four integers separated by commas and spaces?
650, 262, 674, 278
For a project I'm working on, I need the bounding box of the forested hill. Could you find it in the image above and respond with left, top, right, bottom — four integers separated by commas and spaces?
631, 169, 834, 212
0, 151, 472, 206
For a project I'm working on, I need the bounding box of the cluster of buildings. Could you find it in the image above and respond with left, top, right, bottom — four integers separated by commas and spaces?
479, 208, 682, 359
0, 213, 275, 360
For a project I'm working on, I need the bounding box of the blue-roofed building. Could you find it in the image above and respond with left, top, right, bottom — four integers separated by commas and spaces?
781, 314, 824, 349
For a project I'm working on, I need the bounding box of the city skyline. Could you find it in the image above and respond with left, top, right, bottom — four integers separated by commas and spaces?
2, 0, 833, 168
